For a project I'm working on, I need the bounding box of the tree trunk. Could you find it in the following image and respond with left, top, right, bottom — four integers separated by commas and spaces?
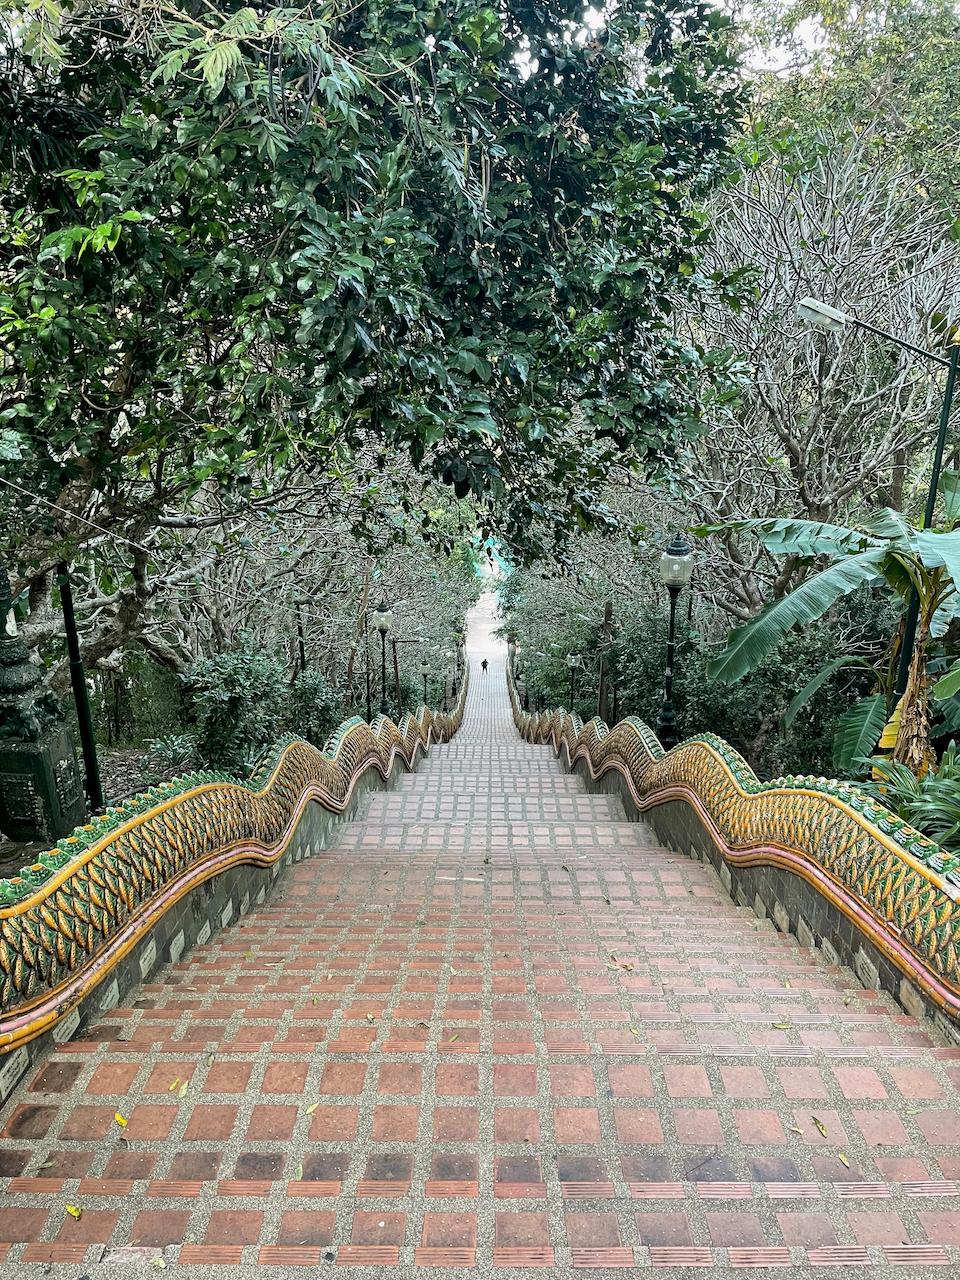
893, 593, 938, 777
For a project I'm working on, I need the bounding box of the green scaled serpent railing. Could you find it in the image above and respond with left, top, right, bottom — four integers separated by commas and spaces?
508, 667, 960, 1027
0, 674, 468, 1052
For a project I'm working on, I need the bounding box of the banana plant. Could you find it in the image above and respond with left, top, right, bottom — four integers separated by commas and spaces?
696, 505, 960, 775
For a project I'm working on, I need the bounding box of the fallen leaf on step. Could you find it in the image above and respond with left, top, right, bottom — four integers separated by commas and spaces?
152, 1257, 167, 1270
168, 1078, 181, 1092
206, 1052, 215, 1066
306, 1102, 319, 1115
784, 980, 792, 988
449, 1034, 459, 1043
178, 1081, 189, 1098
296, 1163, 304, 1180
65, 1204, 82, 1221
838, 1152, 850, 1168
114, 1113, 128, 1129
773, 1023, 791, 1030
812, 1115, 828, 1137
366, 1013, 375, 1023
788, 1125, 802, 1135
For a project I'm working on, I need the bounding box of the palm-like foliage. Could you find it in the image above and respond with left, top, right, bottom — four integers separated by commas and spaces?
864, 742, 960, 853
697, 509, 960, 773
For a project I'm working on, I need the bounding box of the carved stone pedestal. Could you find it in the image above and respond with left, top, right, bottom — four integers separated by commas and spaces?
0, 566, 85, 844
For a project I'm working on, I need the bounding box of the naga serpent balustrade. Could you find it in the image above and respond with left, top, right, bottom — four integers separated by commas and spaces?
508, 666, 960, 1027
0, 676, 468, 1054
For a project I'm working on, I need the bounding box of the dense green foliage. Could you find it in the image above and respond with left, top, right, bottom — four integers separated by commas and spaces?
2, 0, 743, 579
509, 578, 888, 777
184, 648, 287, 770
289, 669, 342, 749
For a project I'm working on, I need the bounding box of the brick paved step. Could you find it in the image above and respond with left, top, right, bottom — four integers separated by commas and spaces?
0, 594, 956, 1274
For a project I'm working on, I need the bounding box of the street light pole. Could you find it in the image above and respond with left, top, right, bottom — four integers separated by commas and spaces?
797, 298, 959, 703
565, 652, 579, 710
57, 562, 104, 812
655, 534, 694, 749
372, 601, 393, 717
895, 342, 960, 700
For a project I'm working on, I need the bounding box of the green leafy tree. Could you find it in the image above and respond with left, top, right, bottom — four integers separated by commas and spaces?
2, 0, 744, 604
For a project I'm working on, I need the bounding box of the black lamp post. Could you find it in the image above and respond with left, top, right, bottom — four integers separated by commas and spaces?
419, 659, 430, 705
798, 296, 959, 703
363, 609, 373, 722
565, 652, 580, 710
655, 533, 694, 749
372, 600, 393, 716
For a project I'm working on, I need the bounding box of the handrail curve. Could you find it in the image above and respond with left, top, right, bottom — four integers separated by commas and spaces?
0, 673, 468, 1047
507, 668, 960, 1020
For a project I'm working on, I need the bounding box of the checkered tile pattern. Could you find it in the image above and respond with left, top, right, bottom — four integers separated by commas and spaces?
2, 594, 960, 1274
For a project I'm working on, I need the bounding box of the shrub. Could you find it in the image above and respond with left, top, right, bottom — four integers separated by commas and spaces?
145, 732, 197, 774
289, 669, 342, 748
183, 648, 286, 772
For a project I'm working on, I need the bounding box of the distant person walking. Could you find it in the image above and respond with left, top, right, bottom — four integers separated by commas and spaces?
481, 659, 489, 674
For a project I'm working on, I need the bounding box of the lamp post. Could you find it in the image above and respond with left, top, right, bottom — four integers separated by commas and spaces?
372, 600, 393, 716
363, 609, 373, 722
565, 652, 581, 710
419, 659, 431, 705
797, 296, 960, 702
655, 533, 694, 748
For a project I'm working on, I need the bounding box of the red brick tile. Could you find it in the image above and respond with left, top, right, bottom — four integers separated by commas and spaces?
309, 1105, 359, 1141
169, 1151, 222, 1181
614, 1109, 663, 1144
319, 1062, 367, 1095
777, 1212, 838, 1247
853, 1109, 909, 1146
777, 1067, 827, 1099
131, 1209, 192, 1246
564, 1211, 621, 1247
204, 1209, 263, 1245
832, 1066, 887, 1099
0, 1208, 49, 1242
262, 1062, 309, 1094
888, 1067, 943, 1100
791, 1109, 846, 1145
55, 1208, 119, 1243
145, 1064, 195, 1094
548, 1064, 596, 1096
918, 1211, 960, 1244
3, 1105, 57, 1139
706, 1212, 764, 1246
436, 1064, 479, 1096
674, 1108, 722, 1145
377, 1063, 422, 1095
495, 1107, 540, 1142
664, 1065, 712, 1098
61, 1105, 116, 1140
917, 1111, 960, 1144
433, 1106, 479, 1141
607, 1065, 653, 1097
86, 1061, 139, 1095
29, 1061, 83, 1093
494, 1064, 537, 1097
372, 1104, 419, 1141
183, 1105, 237, 1141
351, 1211, 407, 1245
246, 1104, 297, 1140
719, 1066, 769, 1099
421, 1212, 477, 1247
847, 1211, 908, 1246
204, 1062, 252, 1094
635, 1212, 693, 1247
277, 1210, 335, 1246
496, 1211, 551, 1246
554, 1107, 601, 1143
735, 1109, 786, 1145
128, 1104, 177, 1140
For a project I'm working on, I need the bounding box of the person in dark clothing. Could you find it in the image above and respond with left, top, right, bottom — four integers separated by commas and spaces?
481, 659, 489, 674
